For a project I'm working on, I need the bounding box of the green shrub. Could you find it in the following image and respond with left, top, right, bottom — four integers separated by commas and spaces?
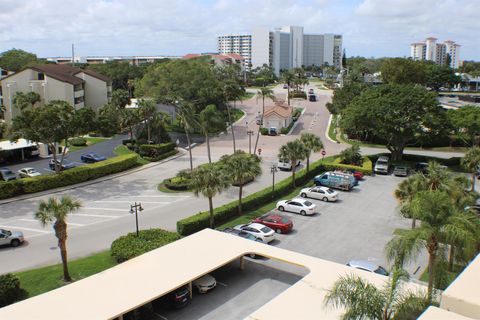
260, 127, 268, 135
0, 273, 27, 307
280, 122, 294, 134
69, 137, 87, 147
0, 154, 138, 200
339, 145, 363, 166
138, 142, 176, 158
142, 149, 178, 162
290, 91, 307, 99
110, 229, 181, 263
163, 176, 191, 191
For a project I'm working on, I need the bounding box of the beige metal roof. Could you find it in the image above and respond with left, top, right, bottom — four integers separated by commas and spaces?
418, 306, 478, 320
440, 255, 480, 319
0, 229, 432, 320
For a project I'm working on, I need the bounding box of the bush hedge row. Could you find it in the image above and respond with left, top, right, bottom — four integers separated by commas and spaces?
176, 155, 372, 236
0, 154, 138, 200
142, 149, 178, 162
69, 137, 87, 146
0, 273, 27, 307
163, 176, 191, 191
138, 143, 176, 159
110, 228, 181, 263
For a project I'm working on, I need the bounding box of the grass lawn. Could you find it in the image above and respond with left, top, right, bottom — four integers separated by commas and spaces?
240, 92, 255, 100
230, 108, 245, 123
328, 114, 339, 143
16, 251, 117, 298
157, 182, 189, 193
419, 264, 464, 290
66, 137, 110, 152
113, 145, 150, 165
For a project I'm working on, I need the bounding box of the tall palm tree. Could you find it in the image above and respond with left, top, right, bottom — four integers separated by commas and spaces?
462, 147, 480, 192
300, 133, 323, 173
120, 108, 140, 141
325, 268, 429, 320
190, 164, 230, 228
254, 87, 274, 154
224, 151, 262, 215
223, 81, 243, 152
281, 70, 295, 105
199, 104, 225, 163
35, 196, 82, 282
278, 140, 308, 187
176, 103, 199, 171
138, 99, 157, 143
385, 190, 477, 300
394, 174, 426, 229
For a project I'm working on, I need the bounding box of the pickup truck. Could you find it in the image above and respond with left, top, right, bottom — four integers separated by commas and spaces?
314, 171, 356, 191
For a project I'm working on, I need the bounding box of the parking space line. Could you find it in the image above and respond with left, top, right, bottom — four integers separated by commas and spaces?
93, 201, 171, 204
131, 195, 190, 198
217, 281, 228, 287
153, 313, 168, 320
0, 225, 50, 233
71, 213, 122, 218
65, 222, 85, 226
82, 207, 127, 212
18, 219, 38, 222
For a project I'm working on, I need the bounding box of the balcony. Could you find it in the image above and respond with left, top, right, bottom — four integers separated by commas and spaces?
74, 90, 84, 98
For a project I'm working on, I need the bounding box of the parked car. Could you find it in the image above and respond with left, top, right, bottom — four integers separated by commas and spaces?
415, 162, 429, 173
374, 156, 389, 174
393, 166, 408, 177
252, 213, 293, 234
0, 229, 24, 247
18, 167, 41, 178
308, 94, 316, 102
222, 227, 262, 241
0, 167, 17, 181
346, 169, 364, 180
283, 84, 288, 89
308, 88, 314, 94
314, 171, 356, 191
233, 223, 276, 243
80, 152, 107, 163
153, 286, 191, 309
346, 260, 389, 276
49, 159, 76, 171
193, 274, 216, 293
278, 159, 301, 171
268, 127, 278, 136
300, 186, 338, 202
276, 198, 316, 216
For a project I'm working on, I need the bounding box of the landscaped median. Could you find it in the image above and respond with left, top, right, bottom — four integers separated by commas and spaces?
176, 156, 373, 236
0, 154, 138, 200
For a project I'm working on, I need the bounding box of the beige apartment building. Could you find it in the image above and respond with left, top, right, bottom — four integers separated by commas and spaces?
0, 64, 111, 123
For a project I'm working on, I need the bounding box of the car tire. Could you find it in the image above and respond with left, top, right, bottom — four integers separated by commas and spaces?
278, 206, 284, 211
301, 193, 307, 198
322, 197, 328, 202
276, 229, 282, 234
300, 210, 306, 216
11, 239, 20, 247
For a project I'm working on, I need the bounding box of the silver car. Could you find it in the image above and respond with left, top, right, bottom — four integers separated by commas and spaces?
18, 167, 42, 178
0, 229, 25, 247
346, 260, 389, 276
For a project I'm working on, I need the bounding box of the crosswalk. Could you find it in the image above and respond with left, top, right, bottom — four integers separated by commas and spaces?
0, 194, 190, 239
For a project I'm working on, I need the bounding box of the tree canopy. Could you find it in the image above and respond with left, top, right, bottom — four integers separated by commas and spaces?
380, 58, 426, 85
0, 49, 39, 72
447, 105, 480, 146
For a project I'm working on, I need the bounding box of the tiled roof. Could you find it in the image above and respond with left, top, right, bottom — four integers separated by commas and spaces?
30, 64, 110, 85
264, 101, 293, 119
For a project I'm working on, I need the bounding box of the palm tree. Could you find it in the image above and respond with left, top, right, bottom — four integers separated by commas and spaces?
254, 87, 275, 154
281, 70, 295, 105
462, 147, 480, 192
138, 99, 157, 143
394, 174, 425, 229
176, 103, 199, 171
325, 268, 429, 320
190, 164, 230, 228
35, 196, 82, 282
278, 140, 308, 187
199, 104, 225, 163
12, 91, 41, 112
223, 81, 243, 152
224, 151, 262, 215
300, 133, 323, 173
385, 190, 477, 300
120, 108, 140, 141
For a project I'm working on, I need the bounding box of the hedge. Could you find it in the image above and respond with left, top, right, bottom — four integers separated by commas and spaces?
138, 142, 176, 159
0, 154, 138, 200
176, 155, 372, 236
0, 273, 27, 307
110, 229, 181, 263
142, 149, 178, 162
69, 137, 87, 147
163, 176, 191, 191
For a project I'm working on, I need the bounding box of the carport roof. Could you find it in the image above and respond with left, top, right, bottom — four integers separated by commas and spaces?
0, 229, 443, 319
0, 139, 37, 151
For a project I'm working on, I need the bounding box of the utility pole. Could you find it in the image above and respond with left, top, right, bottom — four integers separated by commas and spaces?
71, 43, 75, 67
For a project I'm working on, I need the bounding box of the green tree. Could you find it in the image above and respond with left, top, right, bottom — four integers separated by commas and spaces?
223, 80, 244, 152
12, 92, 41, 112
299, 133, 323, 172
326, 82, 368, 115
380, 58, 426, 85
11, 100, 76, 173
176, 103, 199, 171
424, 63, 460, 91
111, 89, 131, 109
340, 84, 446, 160
190, 164, 230, 228
278, 140, 308, 187
254, 87, 275, 154
88, 61, 156, 91
138, 99, 157, 143
462, 147, 480, 192
35, 196, 82, 282
0, 49, 38, 72
281, 70, 295, 105
119, 108, 141, 141
224, 151, 262, 215
72, 107, 97, 136
199, 104, 225, 163
325, 269, 429, 320
339, 144, 362, 166
447, 105, 480, 146
394, 174, 426, 229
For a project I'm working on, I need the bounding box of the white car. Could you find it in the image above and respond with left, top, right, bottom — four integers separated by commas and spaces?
0, 229, 25, 247
276, 198, 316, 216
18, 167, 41, 178
193, 274, 217, 293
300, 186, 338, 202
277, 159, 301, 171
233, 222, 276, 243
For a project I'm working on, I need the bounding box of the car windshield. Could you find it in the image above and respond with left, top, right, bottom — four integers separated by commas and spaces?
377, 161, 388, 166
0, 229, 11, 236
280, 217, 290, 224
326, 189, 334, 194
375, 266, 389, 276
90, 153, 99, 157
260, 226, 271, 233
303, 201, 313, 206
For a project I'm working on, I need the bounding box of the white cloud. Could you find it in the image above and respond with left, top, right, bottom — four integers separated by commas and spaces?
0, 0, 477, 60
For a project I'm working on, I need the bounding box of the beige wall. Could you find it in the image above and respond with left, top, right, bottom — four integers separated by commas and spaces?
75, 72, 110, 111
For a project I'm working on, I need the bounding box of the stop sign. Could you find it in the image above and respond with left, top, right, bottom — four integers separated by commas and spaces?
321, 150, 326, 156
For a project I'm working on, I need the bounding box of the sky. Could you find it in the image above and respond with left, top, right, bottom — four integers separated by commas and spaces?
0, 0, 478, 60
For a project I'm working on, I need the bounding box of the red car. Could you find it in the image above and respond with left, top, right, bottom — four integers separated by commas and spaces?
347, 170, 364, 180
253, 213, 293, 234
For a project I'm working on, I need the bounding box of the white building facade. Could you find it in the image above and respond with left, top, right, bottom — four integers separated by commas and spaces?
217, 35, 252, 71
410, 37, 461, 68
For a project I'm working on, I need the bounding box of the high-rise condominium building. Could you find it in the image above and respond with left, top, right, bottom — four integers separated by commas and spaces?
410, 37, 461, 69
217, 35, 252, 71
219, 26, 342, 75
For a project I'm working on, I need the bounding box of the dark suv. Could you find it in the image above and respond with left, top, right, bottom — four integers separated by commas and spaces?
49, 159, 76, 171
153, 286, 190, 310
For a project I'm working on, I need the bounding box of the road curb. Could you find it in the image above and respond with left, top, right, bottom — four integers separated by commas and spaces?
325, 114, 338, 143
286, 107, 307, 135
0, 150, 187, 205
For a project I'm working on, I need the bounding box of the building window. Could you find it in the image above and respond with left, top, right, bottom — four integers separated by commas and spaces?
38, 73, 45, 80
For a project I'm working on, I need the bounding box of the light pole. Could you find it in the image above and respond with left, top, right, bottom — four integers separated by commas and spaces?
129, 202, 143, 237
247, 130, 254, 154
270, 164, 278, 197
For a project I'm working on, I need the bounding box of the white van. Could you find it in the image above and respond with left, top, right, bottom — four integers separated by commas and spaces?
374, 156, 389, 174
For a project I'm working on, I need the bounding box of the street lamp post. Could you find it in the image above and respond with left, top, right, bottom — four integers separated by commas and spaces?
129, 202, 144, 236
270, 164, 278, 198
247, 130, 254, 154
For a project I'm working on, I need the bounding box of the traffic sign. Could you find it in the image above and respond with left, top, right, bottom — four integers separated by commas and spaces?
321, 150, 326, 156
